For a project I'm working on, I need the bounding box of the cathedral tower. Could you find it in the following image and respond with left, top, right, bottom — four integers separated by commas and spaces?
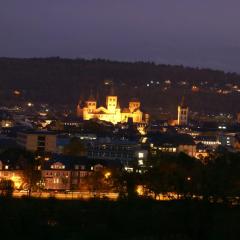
85, 91, 97, 113
129, 98, 141, 113
106, 86, 118, 113
177, 96, 189, 126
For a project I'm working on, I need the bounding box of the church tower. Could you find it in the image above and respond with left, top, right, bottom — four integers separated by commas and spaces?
82, 91, 97, 121
86, 93, 97, 113
129, 98, 141, 113
177, 96, 189, 126
106, 86, 118, 113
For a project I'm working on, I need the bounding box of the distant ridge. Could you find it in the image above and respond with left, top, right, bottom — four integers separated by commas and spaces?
0, 58, 239, 115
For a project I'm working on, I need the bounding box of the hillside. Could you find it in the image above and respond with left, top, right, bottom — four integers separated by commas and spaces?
0, 58, 240, 116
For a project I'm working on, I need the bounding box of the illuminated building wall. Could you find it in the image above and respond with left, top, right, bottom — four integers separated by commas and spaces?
77, 94, 149, 125
0, 161, 24, 189
42, 162, 71, 190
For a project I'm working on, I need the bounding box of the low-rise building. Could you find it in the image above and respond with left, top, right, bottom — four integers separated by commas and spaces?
145, 133, 196, 157
195, 143, 210, 162
87, 138, 142, 162
41, 155, 117, 191
194, 135, 221, 148
17, 131, 57, 153
0, 159, 25, 189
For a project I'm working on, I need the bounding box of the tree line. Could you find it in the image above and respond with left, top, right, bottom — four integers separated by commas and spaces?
111, 150, 240, 203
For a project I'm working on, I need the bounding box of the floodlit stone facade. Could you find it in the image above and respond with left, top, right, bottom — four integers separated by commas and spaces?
77, 93, 149, 125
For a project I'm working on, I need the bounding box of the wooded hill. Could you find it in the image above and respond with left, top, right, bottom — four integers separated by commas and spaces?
0, 57, 240, 116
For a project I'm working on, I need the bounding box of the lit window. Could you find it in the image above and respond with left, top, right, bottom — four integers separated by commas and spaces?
51, 163, 65, 169
53, 178, 60, 184
138, 160, 143, 166
124, 167, 133, 172
138, 152, 144, 158
80, 165, 85, 170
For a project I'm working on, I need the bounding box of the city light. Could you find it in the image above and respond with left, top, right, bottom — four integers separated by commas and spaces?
104, 172, 111, 179
136, 185, 144, 196
11, 175, 23, 189
13, 90, 21, 95
4, 122, 10, 127
138, 160, 143, 166
27, 102, 33, 107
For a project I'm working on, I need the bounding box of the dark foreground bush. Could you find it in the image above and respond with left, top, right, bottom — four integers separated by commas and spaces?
0, 198, 239, 240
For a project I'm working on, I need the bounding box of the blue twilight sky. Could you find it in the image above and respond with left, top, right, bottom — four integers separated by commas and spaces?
1, 0, 240, 72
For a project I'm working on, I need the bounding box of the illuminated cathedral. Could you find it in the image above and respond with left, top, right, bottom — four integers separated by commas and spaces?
76, 90, 149, 125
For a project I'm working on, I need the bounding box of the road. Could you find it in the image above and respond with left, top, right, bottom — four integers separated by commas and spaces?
13, 191, 240, 205
13, 191, 119, 200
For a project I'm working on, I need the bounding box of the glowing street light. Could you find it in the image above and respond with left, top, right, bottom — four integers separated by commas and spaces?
13, 90, 21, 96
104, 172, 111, 179
27, 102, 33, 107
136, 185, 144, 195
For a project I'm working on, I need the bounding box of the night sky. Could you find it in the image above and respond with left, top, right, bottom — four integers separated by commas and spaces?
1, 0, 240, 72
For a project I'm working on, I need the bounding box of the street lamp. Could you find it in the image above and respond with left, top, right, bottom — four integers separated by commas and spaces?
104, 172, 111, 179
